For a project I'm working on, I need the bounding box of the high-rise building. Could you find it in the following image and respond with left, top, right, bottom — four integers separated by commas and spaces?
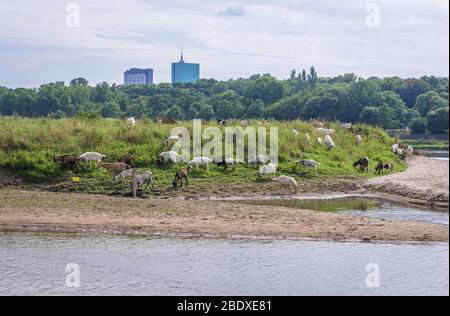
171, 49, 200, 84
124, 68, 154, 85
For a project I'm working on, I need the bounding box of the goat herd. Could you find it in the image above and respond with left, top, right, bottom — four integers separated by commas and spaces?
52, 119, 413, 195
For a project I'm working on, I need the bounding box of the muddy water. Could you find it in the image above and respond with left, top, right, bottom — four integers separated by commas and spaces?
0, 232, 448, 296
419, 149, 449, 161
230, 196, 449, 226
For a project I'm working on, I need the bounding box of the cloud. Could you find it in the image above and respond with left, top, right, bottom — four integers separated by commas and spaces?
0, 0, 448, 88
217, 6, 247, 17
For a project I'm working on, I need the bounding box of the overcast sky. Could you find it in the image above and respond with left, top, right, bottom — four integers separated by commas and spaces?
0, 0, 448, 88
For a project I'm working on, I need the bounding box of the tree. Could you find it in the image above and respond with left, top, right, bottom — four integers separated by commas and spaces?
413, 91, 448, 117
359, 107, 382, 127
396, 78, 431, 108
166, 106, 185, 121
307, 66, 318, 88
101, 101, 121, 118
409, 117, 427, 134
246, 99, 265, 118
426, 107, 449, 134
70, 78, 89, 86
197, 104, 215, 120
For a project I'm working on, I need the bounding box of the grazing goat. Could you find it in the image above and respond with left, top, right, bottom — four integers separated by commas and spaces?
341, 123, 352, 130
325, 135, 335, 150
317, 137, 323, 145
391, 144, 399, 154
353, 157, 370, 173
273, 176, 298, 195
126, 117, 136, 128
316, 128, 334, 136
240, 120, 249, 128
173, 168, 189, 188
53, 155, 83, 172
118, 154, 134, 168
292, 129, 299, 136
163, 135, 181, 146
137, 171, 155, 191
375, 161, 384, 175
248, 154, 268, 167
115, 168, 135, 183
217, 119, 227, 126
258, 163, 277, 177
407, 146, 414, 157
298, 159, 319, 175
100, 162, 130, 179
80, 152, 106, 164
157, 151, 179, 165
188, 157, 212, 170
214, 158, 236, 171
384, 162, 394, 173
356, 135, 362, 146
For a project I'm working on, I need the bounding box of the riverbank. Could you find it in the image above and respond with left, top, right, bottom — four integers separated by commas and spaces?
0, 189, 447, 242
365, 156, 449, 207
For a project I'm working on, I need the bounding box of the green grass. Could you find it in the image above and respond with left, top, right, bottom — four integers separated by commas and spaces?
402, 139, 449, 150
0, 117, 405, 190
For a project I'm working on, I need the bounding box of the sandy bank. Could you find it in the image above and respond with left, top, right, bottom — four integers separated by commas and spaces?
365, 156, 449, 205
0, 189, 447, 242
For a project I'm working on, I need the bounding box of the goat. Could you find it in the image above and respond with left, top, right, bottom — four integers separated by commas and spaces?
341, 123, 352, 130
325, 135, 335, 150
188, 157, 212, 170
118, 154, 134, 168
163, 135, 181, 146
137, 171, 155, 191
316, 128, 334, 136
292, 129, 299, 136
356, 135, 362, 146
273, 176, 298, 195
53, 155, 83, 172
317, 137, 323, 145
353, 157, 370, 173
391, 144, 399, 154
126, 117, 136, 128
157, 151, 179, 165
217, 119, 227, 126
100, 162, 130, 179
305, 133, 311, 144
407, 146, 414, 157
80, 152, 106, 164
384, 162, 395, 173
298, 159, 319, 175
248, 154, 268, 167
375, 161, 384, 175
173, 168, 189, 188
115, 168, 135, 183
214, 158, 236, 171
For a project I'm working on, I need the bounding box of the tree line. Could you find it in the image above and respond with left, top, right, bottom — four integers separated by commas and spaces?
0, 68, 448, 133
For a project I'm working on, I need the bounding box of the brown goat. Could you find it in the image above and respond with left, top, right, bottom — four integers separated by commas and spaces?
118, 154, 134, 168
53, 155, 83, 172
173, 168, 189, 188
100, 162, 131, 179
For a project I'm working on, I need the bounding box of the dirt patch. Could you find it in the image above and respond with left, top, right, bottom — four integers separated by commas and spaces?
0, 189, 447, 242
365, 156, 449, 204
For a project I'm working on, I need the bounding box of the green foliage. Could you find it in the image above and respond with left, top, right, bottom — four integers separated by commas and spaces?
409, 117, 427, 134
0, 117, 405, 184
426, 107, 449, 133
414, 91, 448, 117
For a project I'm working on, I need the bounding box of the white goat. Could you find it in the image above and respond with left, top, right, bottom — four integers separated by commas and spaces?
356, 135, 362, 146
115, 168, 135, 183
158, 151, 179, 164
258, 163, 277, 177
136, 171, 155, 191
126, 117, 136, 128
316, 128, 334, 136
79, 152, 106, 164
292, 129, 299, 136
325, 135, 335, 150
188, 157, 212, 170
298, 159, 320, 175
163, 135, 181, 146
391, 144, 399, 154
248, 154, 268, 167
273, 176, 298, 195
317, 137, 323, 145
407, 146, 414, 157
341, 123, 352, 130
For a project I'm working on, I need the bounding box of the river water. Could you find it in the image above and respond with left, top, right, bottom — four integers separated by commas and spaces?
0, 232, 448, 296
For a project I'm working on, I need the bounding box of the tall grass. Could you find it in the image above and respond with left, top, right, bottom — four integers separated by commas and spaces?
0, 116, 405, 183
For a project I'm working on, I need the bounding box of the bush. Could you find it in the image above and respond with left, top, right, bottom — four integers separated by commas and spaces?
409, 117, 427, 134
427, 107, 449, 134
